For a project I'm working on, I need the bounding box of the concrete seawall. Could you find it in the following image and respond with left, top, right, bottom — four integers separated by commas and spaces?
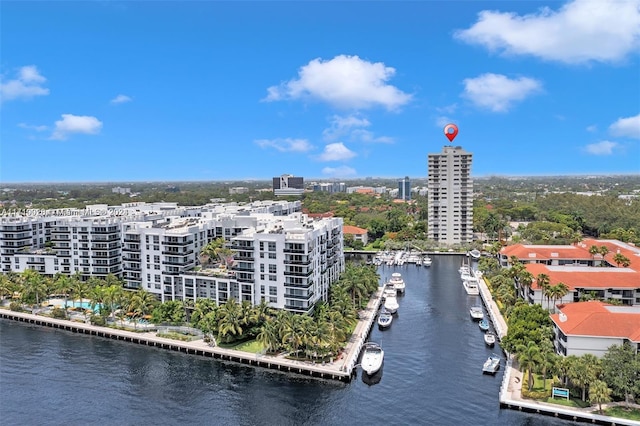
0, 304, 377, 383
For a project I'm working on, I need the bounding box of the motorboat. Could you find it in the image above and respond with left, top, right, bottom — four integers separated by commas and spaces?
463, 276, 480, 295
383, 284, 397, 299
390, 272, 405, 295
377, 309, 393, 329
469, 306, 484, 321
361, 342, 384, 376
479, 318, 490, 332
482, 354, 501, 374
468, 249, 482, 260
423, 256, 432, 267
384, 295, 399, 314
484, 331, 496, 347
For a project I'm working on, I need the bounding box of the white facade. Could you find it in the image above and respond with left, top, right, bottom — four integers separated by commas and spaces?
427, 145, 473, 246
0, 200, 343, 314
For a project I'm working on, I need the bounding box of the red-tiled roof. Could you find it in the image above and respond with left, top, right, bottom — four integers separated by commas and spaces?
306, 212, 334, 219
343, 225, 367, 235
500, 244, 591, 260
551, 301, 640, 342
526, 263, 640, 290
581, 238, 640, 270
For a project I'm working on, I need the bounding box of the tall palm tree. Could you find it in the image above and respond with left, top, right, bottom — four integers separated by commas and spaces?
217, 298, 244, 342
588, 245, 600, 261
129, 289, 157, 327
519, 271, 534, 301
256, 320, 280, 353
550, 282, 570, 312
536, 273, 551, 309
71, 280, 90, 309
589, 380, 612, 414
599, 246, 610, 263
21, 269, 47, 310
516, 342, 542, 391
538, 340, 556, 391
0, 274, 15, 302
569, 353, 601, 401
612, 253, 629, 267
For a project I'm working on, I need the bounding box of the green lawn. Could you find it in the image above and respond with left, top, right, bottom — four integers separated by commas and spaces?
545, 397, 590, 409
218, 339, 264, 354
603, 406, 640, 421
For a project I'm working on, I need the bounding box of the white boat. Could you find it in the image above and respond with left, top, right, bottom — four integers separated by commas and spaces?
484, 331, 496, 347
469, 306, 484, 321
377, 309, 393, 329
383, 284, 397, 299
468, 249, 482, 260
390, 272, 405, 294
463, 276, 480, 295
482, 354, 500, 374
384, 295, 399, 314
361, 342, 384, 375
423, 256, 432, 267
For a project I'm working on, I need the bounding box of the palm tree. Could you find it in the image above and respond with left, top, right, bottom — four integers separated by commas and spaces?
599, 246, 610, 262
256, 320, 280, 353
21, 269, 47, 310
71, 280, 90, 309
538, 340, 556, 391
89, 285, 105, 317
589, 380, 612, 414
516, 342, 542, 391
612, 253, 630, 267
550, 282, 570, 312
103, 284, 123, 321
536, 273, 551, 309
0, 274, 15, 302
569, 353, 601, 401
519, 271, 534, 301
217, 298, 244, 342
129, 289, 157, 327
588, 245, 600, 261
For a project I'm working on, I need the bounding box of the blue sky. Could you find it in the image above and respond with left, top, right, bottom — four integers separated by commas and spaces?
1, 0, 639, 182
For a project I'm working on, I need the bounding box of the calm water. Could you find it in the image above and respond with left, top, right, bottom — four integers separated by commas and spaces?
1, 256, 574, 425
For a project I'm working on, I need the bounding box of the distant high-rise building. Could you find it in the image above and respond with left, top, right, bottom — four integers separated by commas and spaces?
398, 176, 411, 201
427, 146, 473, 246
272, 174, 305, 196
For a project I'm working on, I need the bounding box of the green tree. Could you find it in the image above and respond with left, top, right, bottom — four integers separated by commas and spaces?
588, 380, 612, 414
516, 342, 542, 391
612, 253, 631, 268
601, 343, 640, 409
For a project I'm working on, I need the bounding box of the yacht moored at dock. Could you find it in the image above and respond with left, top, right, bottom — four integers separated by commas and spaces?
390, 272, 405, 295
360, 342, 384, 376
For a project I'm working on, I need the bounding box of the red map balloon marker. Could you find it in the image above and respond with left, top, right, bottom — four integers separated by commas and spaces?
444, 124, 458, 142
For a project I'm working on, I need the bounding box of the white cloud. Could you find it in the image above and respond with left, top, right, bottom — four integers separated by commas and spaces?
254, 138, 314, 152
18, 123, 48, 132
462, 73, 542, 112
323, 114, 393, 143
0, 65, 49, 102
436, 104, 458, 114
110, 94, 132, 104
263, 55, 412, 110
454, 0, 640, 64
322, 166, 357, 178
585, 140, 618, 155
317, 142, 356, 161
435, 116, 455, 128
609, 113, 640, 139
586, 125, 597, 132
50, 114, 103, 140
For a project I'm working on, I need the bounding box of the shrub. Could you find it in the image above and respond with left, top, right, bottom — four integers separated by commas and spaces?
51, 307, 67, 319
522, 389, 550, 400
9, 301, 22, 312
90, 315, 106, 326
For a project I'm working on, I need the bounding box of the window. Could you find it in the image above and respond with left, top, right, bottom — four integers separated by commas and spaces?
146, 235, 150, 243
269, 275, 277, 281
153, 245, 159, 251
260, 252, 264, 259
260, 264, 265, 273
268, 242, 276, 252
259, 242, 264, 251
269, 297, 277, 303
268, 253, 276, 259
154, 264, 160, 270
269, 264, 277, 273
260, 285, 265, 294
260, 274, 265, 280
269, 286, 277, 295
154, 255, 160, 263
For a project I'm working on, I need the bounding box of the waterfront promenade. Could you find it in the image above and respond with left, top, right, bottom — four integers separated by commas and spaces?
0, 288, 383, 383
478, 274, 640, 426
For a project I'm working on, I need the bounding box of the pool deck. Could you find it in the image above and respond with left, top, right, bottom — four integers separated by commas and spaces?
478, 274, 640, 426
0, 290, 383, 383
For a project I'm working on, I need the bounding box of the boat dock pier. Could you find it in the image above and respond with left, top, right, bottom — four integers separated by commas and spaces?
1, 297, 379, 384
478, 275, 638, 425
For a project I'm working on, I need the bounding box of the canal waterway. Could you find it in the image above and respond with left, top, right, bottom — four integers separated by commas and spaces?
0, 256, 574, 425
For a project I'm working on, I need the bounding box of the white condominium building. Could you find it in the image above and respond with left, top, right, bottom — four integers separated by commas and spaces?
0, 200, 342, 314
427, 145, 474, 246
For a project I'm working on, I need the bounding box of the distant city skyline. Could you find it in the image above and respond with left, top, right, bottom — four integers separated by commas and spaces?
1, 1, 639, 183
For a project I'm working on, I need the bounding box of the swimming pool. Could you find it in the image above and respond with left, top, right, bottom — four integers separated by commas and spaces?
65, 301, 102, 311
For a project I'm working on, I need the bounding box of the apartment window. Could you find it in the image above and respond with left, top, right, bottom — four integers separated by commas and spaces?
154, 255, 160, 263
74, 259, 78, 265
154, 264, 160, 270
260, 252, 264, 259
146, 235, 150, 243
259, 242, 264, 251
146, 255, 150, 262
155, 284, 161, 290
260, 264, 265, 273
154, 274, 160, 283
269, 286, 277, 296
269, 297, 277, 303
153, 236, 159, 243
268, 242, 276, 252
261, 274, 265, 280
269, 264, 277, 274
260, 285, 265, 294
147, 274, 151, 281
73, 243, 78, 249
268, 253, 276, 260
269, 275, 277, 281
153, 245, 159, 251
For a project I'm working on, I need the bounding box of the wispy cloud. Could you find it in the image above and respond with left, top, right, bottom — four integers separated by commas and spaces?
609, 113, 640, 139
322, 166, 357, 178
585, 140, 618, 155
50, 114, 103, 140
18, 123, 48, 132
0, 65, 49, 102
317, 142, 356, 161
263, 55, 412, 110
586, 125, 597, 133
110, 94, 132, 104
254, 138, 314, 152
454, 0, 640, 64
462, 73, 542, 112
323, 114, 394, 143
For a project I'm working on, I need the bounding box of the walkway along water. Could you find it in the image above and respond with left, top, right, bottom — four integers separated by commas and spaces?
0, 289, 383, 384
478, 274, 639, 426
